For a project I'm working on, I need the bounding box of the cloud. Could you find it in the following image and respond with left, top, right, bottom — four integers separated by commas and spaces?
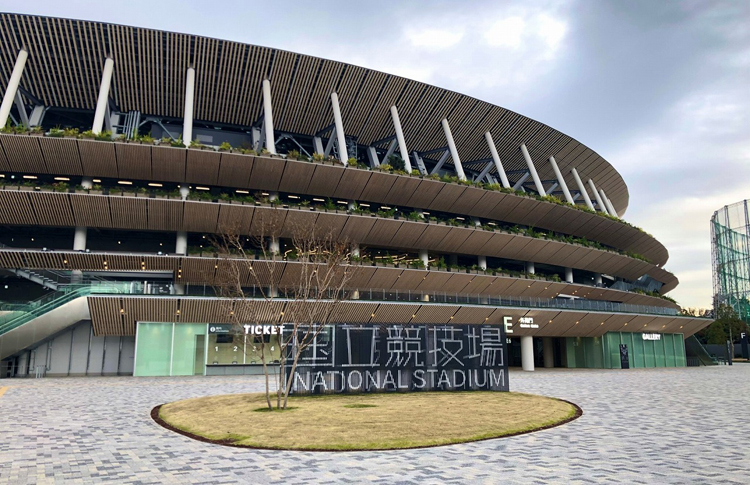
407, 28, 464, 49
484, 16, 526, 48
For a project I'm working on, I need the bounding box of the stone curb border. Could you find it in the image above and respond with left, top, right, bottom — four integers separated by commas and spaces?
150, 397, 583, 452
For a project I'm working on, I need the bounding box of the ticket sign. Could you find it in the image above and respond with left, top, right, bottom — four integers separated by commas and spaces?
286, 323, 509, 394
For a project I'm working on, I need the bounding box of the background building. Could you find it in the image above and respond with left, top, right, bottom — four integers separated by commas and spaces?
712, 200, 750, 321
0, 13, 710, 378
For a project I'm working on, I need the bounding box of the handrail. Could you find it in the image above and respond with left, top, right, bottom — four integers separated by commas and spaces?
0, 283, 136, 336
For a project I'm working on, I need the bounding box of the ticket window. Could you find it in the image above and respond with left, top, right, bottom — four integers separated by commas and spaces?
207, 333, 243, 364
206, 333, 283, 365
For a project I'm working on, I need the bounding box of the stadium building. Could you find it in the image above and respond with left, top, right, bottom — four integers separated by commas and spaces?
0, 13, 710, 378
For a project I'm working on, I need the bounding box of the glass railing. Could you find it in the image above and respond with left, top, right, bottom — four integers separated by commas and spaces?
0, 282, 143, 336
179, 285, 680, 316
0, 278, 681, 338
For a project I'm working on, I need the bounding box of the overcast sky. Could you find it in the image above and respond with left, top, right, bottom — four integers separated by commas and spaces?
5, 0, 749, 309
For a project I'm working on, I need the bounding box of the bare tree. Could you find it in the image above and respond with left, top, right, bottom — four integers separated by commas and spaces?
212, 209, 356, 409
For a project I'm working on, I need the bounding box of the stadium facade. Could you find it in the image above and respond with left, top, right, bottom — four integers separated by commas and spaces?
0, 13, 710, 378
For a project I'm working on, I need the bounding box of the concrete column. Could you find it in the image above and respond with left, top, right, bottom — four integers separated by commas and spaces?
351, 242, 360, 258
549, 156, 573, 204
179, 184, 190, 200
570, 168, 594, 210
478, 255, 487, 270
182, 67, 196, 147
441, 118, 466, 181
542, 337, 554, 368
521, 336, 535, 371
565, 267, 573, 283
0, 48, 28, 129
313, 136, 324, 155
594, 273, 602, 286
390, 106, 412, 173
602, 191, 618, 218
419, 249, 429, 269
526, 261, 535, 274
270, 237, 280, 255
81, 177, 93, 189
520, 143, 546, 196
484, 132, 511, 188
175, 231, 187, 255
588, 179, 609, 214
330, 92, 348, 165
73, 227, 87, 251
174, 284, 185, 296
262, 79, 276, 154
92, 57, 114, 135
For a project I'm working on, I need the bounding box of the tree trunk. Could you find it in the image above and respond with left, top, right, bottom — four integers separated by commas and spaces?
282, 350, 303, 409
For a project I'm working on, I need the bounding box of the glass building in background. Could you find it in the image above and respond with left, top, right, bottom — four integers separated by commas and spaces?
711, 199, 750, 321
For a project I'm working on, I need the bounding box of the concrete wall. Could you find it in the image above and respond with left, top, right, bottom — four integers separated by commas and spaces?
10, 320, 135, 377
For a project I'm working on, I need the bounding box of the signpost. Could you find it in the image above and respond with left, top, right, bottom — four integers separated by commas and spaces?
286, 323, 509, 394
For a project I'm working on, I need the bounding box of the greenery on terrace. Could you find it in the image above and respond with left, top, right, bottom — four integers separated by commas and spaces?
0, 125, 650, 238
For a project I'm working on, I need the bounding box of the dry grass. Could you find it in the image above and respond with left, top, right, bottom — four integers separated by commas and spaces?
159, 391, 577, 450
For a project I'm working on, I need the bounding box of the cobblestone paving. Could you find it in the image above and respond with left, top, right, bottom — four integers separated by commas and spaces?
1, 365, 749, 484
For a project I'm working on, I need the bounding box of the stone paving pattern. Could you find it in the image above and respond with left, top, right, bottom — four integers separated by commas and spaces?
1, 365, 749, 484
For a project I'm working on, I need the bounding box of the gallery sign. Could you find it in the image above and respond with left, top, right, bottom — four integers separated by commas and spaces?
642, 333, 661, 341
286, 323, 509, 394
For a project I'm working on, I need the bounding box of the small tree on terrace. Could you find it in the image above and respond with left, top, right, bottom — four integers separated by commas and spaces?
212, 211, 356, 409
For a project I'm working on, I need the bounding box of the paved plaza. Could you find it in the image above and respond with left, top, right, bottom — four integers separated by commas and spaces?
1, 365, 748, 484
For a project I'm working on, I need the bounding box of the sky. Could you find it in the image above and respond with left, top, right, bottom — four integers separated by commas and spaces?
3, 0, 748, 309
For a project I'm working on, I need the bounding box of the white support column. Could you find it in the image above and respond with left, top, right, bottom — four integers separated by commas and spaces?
478, 255, 487, 270
521, 336, 535, 371
419, 249, 429, 269
175, 231, 187, 255
262, 79, 276, 154
14, 91, 28, 126
526, 261, 535, 274
73, 227, 87, 251
602, 191, 618, 218
520, 143, 545, 196
440, 118, 466, 181
351, 242, 360, 258
390, 105, 412, 173
330, 92, 348, 165
179, 184, 190, 200
81, 178, 93, 190
588, 179, 609, 214
0, 48, 28, 128
542, 337, 554, 368
565, 267, 574, 283
182, 67, 196, 147
571, 168, 594, 210
594, 273, 603, 286
92, 57, 114, 135
549, 156, 573, 204
484, 132, 511, 188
